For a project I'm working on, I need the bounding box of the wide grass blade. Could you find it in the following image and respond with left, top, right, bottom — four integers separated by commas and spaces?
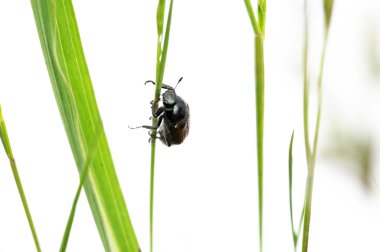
0, 105, 41, 252
29, 1, 139, 251
243, 1, 266, 251
150, 1, 174, 251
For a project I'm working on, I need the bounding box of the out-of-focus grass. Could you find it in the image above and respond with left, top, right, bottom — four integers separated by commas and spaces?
301, 0, 334, 251
0, 105, 41, 251
324, 127, 374, 190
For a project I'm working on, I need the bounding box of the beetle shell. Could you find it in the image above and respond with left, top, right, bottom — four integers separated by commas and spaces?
158, 96, 189, 146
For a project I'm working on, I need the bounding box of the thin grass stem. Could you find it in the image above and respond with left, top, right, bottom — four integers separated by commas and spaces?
243, 2, 266, 251
288, 131, 298, 248
301, 1, 333, 250
255, 33, 265, 252
0, 105, 41, 252
60, 121, 103, 252
150, 1, 174, 251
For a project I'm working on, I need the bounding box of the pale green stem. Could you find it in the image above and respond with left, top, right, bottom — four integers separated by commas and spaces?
0, 107, 41, 252
302, 9, 331, 252
255, 32, 265, 252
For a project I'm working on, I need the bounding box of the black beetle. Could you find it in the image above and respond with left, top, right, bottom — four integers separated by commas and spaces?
130, 77, 190, 147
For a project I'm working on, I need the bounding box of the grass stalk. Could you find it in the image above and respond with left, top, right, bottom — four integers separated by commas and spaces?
301, 0, 333, 250
243, 1, 266, 251
0, 105, 41, 252
150, 1, 174, 251
255, 33, 265, 252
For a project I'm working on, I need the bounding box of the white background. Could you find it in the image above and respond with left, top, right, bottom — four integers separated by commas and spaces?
1, 0, 380, 251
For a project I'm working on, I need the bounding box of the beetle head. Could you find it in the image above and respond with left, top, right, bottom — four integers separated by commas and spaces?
162, 90, 177, 109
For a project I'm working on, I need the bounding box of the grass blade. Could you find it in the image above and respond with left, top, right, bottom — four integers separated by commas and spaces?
301, 0, 333, 251
244, 0, 259, 34
288, 131, 297, 247
60, 121, 103, 252
243, 1, 266, 251
150, 0, 174, 251
0, 105, 41, 252
30, 1, 139, 251
258, 0, 266, 37
288, 130, 306, 251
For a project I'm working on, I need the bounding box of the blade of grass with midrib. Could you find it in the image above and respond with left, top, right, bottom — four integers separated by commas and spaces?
29, 1, 139, 251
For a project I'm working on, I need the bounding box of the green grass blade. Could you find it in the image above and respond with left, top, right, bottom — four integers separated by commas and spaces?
258, 0, 266, 37
303, 0, 312, 165
288, 131, 307, 251
244, 1, 266, 251
150, 1, 174, 251
288, 131, 297, 247
0, 105, 42, 252
29, 1, 139, 251
244, 0, 259, 34
60, 121, 103, 252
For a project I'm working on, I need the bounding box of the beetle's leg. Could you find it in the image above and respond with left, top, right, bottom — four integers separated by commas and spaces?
145, 80, 156, 86
160, 130, 172, 147
128, 125, 156, 130
155, 113, 165, 128
152, 106, 165, 118
148, 130, 161, 143
129, 113, 165, 130
148, 130, 158, 137
150, 98, 160, 105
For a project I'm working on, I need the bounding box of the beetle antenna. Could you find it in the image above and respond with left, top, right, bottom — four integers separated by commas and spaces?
174, 77, 183, 90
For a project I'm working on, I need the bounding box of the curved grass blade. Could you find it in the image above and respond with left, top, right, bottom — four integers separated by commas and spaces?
60, 121, 103, 252
288, 131, 297, 246
0, 105, 42, 252
29, 1, 139, 251
288, 131, 306, 251
150, 1, 174, 251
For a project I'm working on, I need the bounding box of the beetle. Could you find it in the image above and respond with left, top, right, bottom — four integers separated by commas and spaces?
129, 77, 190, 147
